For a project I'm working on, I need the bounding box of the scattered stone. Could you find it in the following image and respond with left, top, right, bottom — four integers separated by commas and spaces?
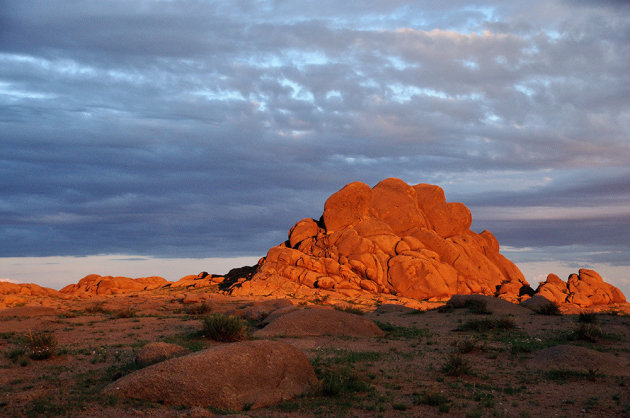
60, 274, 169, 295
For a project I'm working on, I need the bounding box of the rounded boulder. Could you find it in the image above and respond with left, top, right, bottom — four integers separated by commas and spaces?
104, 340, 317, 411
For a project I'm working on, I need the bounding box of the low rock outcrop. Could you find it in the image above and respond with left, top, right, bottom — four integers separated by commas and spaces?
536, 269, 626, 307
60, 274, 169, 295
104, 340, 317, 411
229, 178, 531, 304
253, 307, 385, 338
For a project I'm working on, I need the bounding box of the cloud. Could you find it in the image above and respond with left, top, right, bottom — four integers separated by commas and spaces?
0, 0, 628, 286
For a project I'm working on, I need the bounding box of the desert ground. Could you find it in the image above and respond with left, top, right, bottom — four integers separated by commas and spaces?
1, 285, 629, 417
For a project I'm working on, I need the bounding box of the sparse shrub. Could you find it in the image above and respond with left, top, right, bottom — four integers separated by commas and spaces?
572, 323, 603, 342
202, 313, 248, 342
334, 305, 364, 315
465, 299, 492, 315
25, 330, 57, 360
458, 317, 516, 332
544, 368, 601, 383
184, 301, 213, 316
536, 303, 560, 316
438, 304, 455, 313
85, 302, 108, 314
458, 337, 479, 353
114, 307, 136, 318
375, 321, 431, 339
441, 353, 473, 377
578, 312, 598, 324
414, 390, 451, 412
320, 367, 370, 396
5, 347, 25, 363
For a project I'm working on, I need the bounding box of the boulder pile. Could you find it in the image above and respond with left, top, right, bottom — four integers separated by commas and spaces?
229, 178, 532, 305
536, 269, 626, 307
60, 274, 169, 296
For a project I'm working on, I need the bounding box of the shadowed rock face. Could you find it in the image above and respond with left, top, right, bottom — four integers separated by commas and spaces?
536, 269, 626, 307
230, 178, 531, 304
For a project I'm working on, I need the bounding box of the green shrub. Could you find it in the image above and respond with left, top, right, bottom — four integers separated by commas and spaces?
202, 314, 248, 342
25, 330, 57, 360
375, 321, 431, 339
441, 353, 473, 377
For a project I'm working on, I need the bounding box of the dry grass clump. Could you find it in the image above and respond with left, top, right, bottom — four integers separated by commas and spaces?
578, 312, 599, 324
572, 323, 604, 342
458, 317, 517, 332
441, 353, 473, 377
25, 330, 57, 360
201, 313, 248, 342
464, 299, 492, 315
184, 301, 213, 316
536, 303, 561, 316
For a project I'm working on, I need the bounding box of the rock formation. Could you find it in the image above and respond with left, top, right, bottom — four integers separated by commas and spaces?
229, 178, 532, 305
536, 269, 626, 307
60, 274, 169, 296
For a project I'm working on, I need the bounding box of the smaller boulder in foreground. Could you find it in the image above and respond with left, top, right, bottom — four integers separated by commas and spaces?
254, 307, 385, 338
104, 340, 317, 411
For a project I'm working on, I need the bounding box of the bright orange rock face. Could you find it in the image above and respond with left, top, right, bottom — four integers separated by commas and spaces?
537, 269, 627, 307
231, 178, 532, 303
60, 274, 169, 295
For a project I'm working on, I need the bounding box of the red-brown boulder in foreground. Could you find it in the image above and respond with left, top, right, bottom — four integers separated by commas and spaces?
104, 340, 317, 411
230, 178, 531, 304
536, 269, 626, 307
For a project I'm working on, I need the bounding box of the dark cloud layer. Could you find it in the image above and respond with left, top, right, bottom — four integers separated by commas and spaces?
1, 1, 629, 270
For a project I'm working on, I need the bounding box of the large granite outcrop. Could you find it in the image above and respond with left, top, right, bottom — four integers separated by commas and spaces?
229, 178, 532, 305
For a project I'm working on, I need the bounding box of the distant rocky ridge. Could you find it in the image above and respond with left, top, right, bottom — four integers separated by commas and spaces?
536, 269, 626, 307
0, 178, 627, 312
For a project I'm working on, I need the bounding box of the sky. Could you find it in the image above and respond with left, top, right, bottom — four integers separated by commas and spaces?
1, 1, 629, 295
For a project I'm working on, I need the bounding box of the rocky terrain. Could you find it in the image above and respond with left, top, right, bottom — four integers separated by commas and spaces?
0, 178, 629, 416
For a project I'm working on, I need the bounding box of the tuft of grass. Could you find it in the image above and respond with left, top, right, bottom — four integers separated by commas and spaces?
184, 301, 213, 316
578, 312, 599, 324
571, 323, 604, 342
201, 313, 248, 342
457, 337, 480, 354
543, 368, 602, 383
375, 321, 431, 339
465, 299, 492, 315
535, 303, 561, 316
458, 317, 516, 332
441, 353, 473, 377
320, 367, 371, 396
5, 347, 26, 363
414, 390, 451, 412
85, 302, 109, 314
113, 307, 136, 318
25, 330, 57, 360
334, 306, 364, 315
